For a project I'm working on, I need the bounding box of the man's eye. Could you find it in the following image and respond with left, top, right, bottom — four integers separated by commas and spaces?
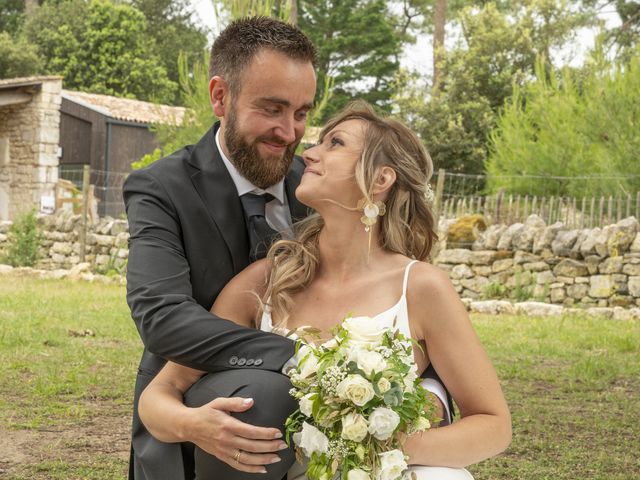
295, 111, 308, 121
265, 107, 280, 115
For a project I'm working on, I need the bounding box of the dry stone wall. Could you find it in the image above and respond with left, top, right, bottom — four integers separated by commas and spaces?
435, 215, 640, 308
1, 211, 640, 310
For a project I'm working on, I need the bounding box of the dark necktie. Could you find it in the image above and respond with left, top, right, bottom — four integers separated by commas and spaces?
240, 192, 279, 261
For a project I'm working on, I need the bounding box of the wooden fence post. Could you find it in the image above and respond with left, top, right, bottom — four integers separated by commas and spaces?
79, 165, 90, 263
433, 168, 446, 219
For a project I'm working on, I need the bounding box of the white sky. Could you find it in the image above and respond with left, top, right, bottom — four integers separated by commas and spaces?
190, 1, 622, 78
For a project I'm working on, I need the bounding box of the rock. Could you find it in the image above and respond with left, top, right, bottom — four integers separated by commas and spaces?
482, 225, 507, 250
536, 270, 555, 285
512, 224, 541, 252
553, 259, 589, 277
0, 264, 14, 274
629, 276, 640, 297
461, 289, 480, 299
0, 221, 11, 234
570, 229, 591, 258
631, 232, 640, 253
51, 242, 73, 256
575, 276, 589, 284
115, 231, 129, 249
567, 283, 589, 299
555, 275, 575, 284
523, 261, 550, 272
436, 249, 472, 264
497, 223, 524, 250
451, 264, 474, 280
524, 214, 546, 229
470, 251, 498, 265
92, 234, 114, 248
533, 284, 549, 299
584, 256, 601, 275
460, 276, 490, 293
610, 217, 639, 254
514, 251, 540, 265
599, 256, 624, 274
612, 307, 638, 320
585, 307, 614, 319
492, 258, 513, 273
515, 301, 564, 316
622, 263, 640, 276
533, 222, 564, 254
69, 262, 91, 276
589, 275, 614, 298
95, 254, 111, 266
609, 295, 633, 307
551, 230, 578, 256
469, 300, 516, 315
550, 287, 566, 303
593, 227, 611, 257
111, 220, 128, 236
472, 265, 492, 276
580, 228, 600, 256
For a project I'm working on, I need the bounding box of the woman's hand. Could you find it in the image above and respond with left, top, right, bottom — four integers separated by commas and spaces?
181, 396, 289, 474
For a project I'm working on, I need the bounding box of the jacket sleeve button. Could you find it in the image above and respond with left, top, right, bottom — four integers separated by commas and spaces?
254, 358, 263, 366
229, 356, 238, 366
237, 358, 247, 366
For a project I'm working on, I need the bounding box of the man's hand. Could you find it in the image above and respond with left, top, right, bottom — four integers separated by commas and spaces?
183, 397, 289, 474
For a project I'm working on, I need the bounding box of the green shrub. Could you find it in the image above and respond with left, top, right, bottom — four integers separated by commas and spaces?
482, 281, 508, 300
3, 210, 42, 267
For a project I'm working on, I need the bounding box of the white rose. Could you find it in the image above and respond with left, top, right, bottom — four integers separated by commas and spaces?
357, 350, 388, 377
297, 345, 319, 379
343, 316, 388, 346
341, 412, 369, 442
377, 377, 391, 394
336, 375, 375, 407
377, 449, 408, 480
299, 393, 314, 417
348, 469, 371, 480
293, 421, 329, 458
368, 407, 400, 441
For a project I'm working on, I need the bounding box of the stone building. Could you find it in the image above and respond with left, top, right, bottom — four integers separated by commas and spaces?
0, 76, 186, 220
0, 76, 62, 221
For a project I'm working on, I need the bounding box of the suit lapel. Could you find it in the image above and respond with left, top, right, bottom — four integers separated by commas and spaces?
187, 124, 250, 272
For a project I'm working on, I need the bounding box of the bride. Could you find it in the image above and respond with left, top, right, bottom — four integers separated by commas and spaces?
139, 101, 511, 479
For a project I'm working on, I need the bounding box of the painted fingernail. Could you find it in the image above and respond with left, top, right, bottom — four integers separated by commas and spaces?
242, 398, 253, 405
260, 468, 267, 473
278, 443, 288, 450
274, 431, 282, 438
270, 457, 281, 464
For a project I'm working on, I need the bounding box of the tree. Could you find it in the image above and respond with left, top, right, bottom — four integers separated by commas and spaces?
23, 0, 176, 103
0, 0, 24, 35
395, 1, 600, 175
298, 0, 402, 122
0, 31, 43, 78
486, 49, 640, 197
130, 0, 209, 104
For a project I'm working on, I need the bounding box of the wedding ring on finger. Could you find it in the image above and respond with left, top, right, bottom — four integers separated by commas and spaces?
234, 449, 242, 464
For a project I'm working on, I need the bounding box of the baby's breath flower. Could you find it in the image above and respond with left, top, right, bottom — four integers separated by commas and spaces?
319, 365, 347, 397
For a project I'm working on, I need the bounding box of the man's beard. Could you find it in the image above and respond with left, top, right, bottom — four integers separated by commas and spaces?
224, 109, 298, 189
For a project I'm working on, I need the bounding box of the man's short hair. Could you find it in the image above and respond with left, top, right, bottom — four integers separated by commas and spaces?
209, 16, 317, 95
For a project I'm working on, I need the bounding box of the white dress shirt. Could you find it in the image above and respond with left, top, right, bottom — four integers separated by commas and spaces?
216, 130, 294, 239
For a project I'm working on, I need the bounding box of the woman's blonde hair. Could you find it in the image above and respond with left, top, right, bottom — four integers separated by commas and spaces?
262, 101, 438, 328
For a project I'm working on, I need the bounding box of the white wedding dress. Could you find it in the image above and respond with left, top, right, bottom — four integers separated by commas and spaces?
260, 260, 474, 480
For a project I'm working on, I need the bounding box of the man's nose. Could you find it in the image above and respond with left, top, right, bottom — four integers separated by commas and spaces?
274, 115, 297, 145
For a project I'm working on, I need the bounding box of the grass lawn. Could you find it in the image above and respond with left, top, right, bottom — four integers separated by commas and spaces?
1, 274, 639, 479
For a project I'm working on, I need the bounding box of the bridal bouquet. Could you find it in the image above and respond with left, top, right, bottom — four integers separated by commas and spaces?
285, 316, 435, 480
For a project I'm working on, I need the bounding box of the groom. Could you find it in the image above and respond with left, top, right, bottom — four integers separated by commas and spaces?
124, 16, 450, 480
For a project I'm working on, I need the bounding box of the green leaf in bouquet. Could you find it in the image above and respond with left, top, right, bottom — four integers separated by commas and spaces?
383, 385, 404, 407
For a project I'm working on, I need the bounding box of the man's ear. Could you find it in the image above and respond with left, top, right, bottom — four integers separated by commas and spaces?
209, 76, 229, 117
372, 166, 397, 196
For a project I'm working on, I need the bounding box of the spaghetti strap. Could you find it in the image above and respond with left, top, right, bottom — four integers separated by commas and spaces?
402, 260, 419, 297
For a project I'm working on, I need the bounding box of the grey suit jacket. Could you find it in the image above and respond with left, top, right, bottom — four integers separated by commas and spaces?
124, 123, 309, 480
